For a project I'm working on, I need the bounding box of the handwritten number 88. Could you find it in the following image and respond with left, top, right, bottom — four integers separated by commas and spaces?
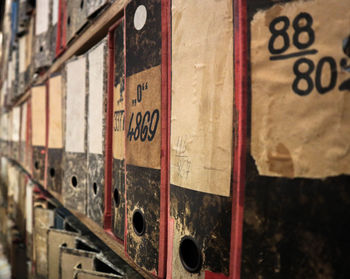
269, 12, 315, 54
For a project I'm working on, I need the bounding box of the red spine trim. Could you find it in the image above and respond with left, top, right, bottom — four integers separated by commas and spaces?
158, 0, 170, 277
123, 10, 128, 253
230, 0, 248, 279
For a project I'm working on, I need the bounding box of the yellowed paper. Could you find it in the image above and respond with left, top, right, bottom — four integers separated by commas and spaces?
251, 0, 350, 178
113, 83, 125, 160
49, 75, 63, 148
170, 0, 234, 196
21, 103, 27, 143
125, 66, 161, 169
31, 85, 46, 147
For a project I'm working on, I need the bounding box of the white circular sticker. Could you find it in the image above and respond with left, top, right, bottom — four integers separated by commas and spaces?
134, 5, 147, 31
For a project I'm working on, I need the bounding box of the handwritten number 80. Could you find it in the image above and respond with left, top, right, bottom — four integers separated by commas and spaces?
293, 57, 337, 96
269, 13, 315, 54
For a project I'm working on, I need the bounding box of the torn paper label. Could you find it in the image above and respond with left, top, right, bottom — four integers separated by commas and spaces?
251, 0, 350, 178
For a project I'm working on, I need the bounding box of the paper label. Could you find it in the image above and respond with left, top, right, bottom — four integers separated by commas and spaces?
12, 107, 20, 142
52, 0, 59, 25
49, 75, 63, 148
88, 42, 105, 155
113, 83, 125, 160
125, 66, 161, 169
31, 85, 46, 147
65, 57, 86, 153
35, 0, 49, 35
251, 0, 350, 178
21, 103, 27, 143
19, 36, 26, 73
170, 0, 234, 196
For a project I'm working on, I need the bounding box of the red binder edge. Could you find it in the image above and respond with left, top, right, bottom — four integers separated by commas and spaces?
229, 0, 248, 279
104, 18, 124, 241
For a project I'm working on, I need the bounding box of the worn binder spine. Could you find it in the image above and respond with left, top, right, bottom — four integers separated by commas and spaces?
104, 18, 125, 242
47, 73, 64, 194
62, 55, 88, 214
86, 38, 108, 226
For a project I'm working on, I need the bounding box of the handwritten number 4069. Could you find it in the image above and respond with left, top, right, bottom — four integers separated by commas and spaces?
268, 12, 346, 96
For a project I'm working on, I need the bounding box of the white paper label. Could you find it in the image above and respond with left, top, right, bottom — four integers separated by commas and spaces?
12, 107, 20, 142
19, 36, 26, 73
52, 0, 59, 25
21, 103, 27, 143
35, 0, 49, 35
66, 57, 86, 153
88, 42, 105, 155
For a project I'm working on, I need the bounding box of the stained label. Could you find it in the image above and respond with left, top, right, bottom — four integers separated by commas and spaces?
125, 66, 161, 169
251, 0, 350, 178
49, 75, 63, 149
66, 57, 86, 153
31, 85, 46, 147
88, 42, 105, 155
170, 0, 234, 197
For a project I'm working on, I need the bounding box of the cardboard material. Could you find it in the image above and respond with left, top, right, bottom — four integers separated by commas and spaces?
170, 0, 234, 197
34, 207, 54, 279
251, 0, 350, 178
48, 229, 78, 279
59, 247, 96, 279
125, 65, 161, 169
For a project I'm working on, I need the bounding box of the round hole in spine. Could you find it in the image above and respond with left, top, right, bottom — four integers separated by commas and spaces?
113, 188, 120, 208
80, 0, 84, 9
49, 168, 55, 177
34, 161, 39, 170
132, 210, 145, 236
67, 16, 71, 26
71, 176, 78, 187
93, 182, 97, 195
179, 236, 202, 273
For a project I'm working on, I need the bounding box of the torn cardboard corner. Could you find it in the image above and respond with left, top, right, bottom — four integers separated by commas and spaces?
250, 0, 350, 178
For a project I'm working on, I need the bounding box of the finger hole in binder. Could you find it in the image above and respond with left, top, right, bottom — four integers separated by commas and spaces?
132, 210, 145, 236
71, 176, 78, 187
93, 182, 97, 195
34, 161, 39, 170
179, 236, 202, 273
49, 168, 55, 178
